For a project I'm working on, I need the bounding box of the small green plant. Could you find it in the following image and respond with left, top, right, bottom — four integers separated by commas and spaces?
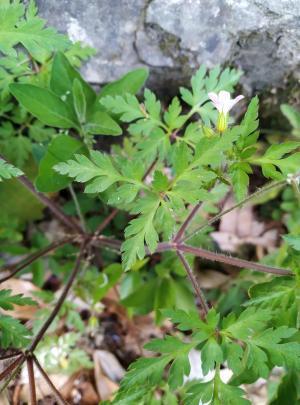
1, 1, 300, 404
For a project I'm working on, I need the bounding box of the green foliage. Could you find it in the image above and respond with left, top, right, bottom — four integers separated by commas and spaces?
35, 135, 87, 192
2, 4, 300, 403
0, 0, 70, 62
281, 104, 300, 138
0, 158, 23, 181
0, 289, 36, 348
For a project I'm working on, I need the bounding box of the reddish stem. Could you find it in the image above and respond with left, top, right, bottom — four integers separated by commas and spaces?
27, 356, 37, 405
173, 202, 202, 242
177, 243, 293, 276
177, 251, 209, 318
0, 237, 75, 284
28, 242, 87, 352
33, 355, 70, 405
0, 355, 25, 382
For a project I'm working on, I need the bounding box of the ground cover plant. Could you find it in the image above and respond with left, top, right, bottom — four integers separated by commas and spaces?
0, 1, 300, 404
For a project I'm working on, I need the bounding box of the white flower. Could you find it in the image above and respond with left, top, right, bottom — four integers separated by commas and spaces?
208, 90, 244, 114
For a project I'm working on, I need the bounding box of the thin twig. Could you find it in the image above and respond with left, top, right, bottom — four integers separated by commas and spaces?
28, 242, 87, 352
177, 244, 294, 276
0, 154, 83, 234
27, 357, 37, 405
0, 355, 25, 383
0, 237, 75, 284
0, 351, 22, 361
0, 356, 26, 394
177, 251, 209, 318
95, 208, 118, 236
183, 179, 286, 242
33, 355, 70, 405
68, 184, 86, 232
173, 202, 202, 242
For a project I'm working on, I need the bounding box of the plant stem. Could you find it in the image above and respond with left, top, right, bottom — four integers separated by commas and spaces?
177, 251, 209, 318
177, 243, 293, 276
28, 242, 87, 352
173, 202, 202, 242
95, 208, 118, 236
68, 184, 86, 232
0, 355, 25, 382
183, 179, 286, 242
0, 356, 26, 394
0, 237, 75, 284
27, 356, 37, 405
33, 355, 70, 405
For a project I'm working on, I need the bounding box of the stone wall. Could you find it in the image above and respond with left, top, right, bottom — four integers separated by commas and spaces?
37, 0, 300, 96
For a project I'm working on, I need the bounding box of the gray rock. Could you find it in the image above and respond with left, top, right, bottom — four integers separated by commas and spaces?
37, 0, 300, 93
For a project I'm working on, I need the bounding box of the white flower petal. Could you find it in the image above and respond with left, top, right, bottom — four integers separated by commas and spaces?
208, 92, 223, 112
208, 91, 244, 114
227, 95, 245, 112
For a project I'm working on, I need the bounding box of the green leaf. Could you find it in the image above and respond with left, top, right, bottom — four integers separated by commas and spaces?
229, 162, 252, 202
284, 234, 300, 251
185, 380, 214, 405
35, 135, 87, 192
194, 128, 240, 166
0, 289, 36, 310
223, 307, 270, 340
245, 277, 296, 307
100, 93, 144, 122
163, 97, 185, 130
281, 104, 300, 137
255, 142, 300, 179
0, 1, 70, 62
270, 372, 299, 405
72, 78, 86, 123
54, 151, 123, 193
84, 111, 122, 136
50, 52, 96, 108
180, 65, 242, 109
185, 377, 250, 405
117, 335, 193, 397
98, 68, 149, 99
9, 83, 78, 128
122, 195, 160, 270
0, 158, 23, 181
0, 315, 32, 348
152, 170, 169, 192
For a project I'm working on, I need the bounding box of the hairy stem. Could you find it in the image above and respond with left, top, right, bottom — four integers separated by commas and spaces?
28, 242, 87, 352
183, 179, 286, 242
177, 243, 293, 276
177, 251, 209, 318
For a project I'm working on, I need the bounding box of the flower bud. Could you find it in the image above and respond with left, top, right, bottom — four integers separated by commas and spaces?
217, 112, 228, 133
